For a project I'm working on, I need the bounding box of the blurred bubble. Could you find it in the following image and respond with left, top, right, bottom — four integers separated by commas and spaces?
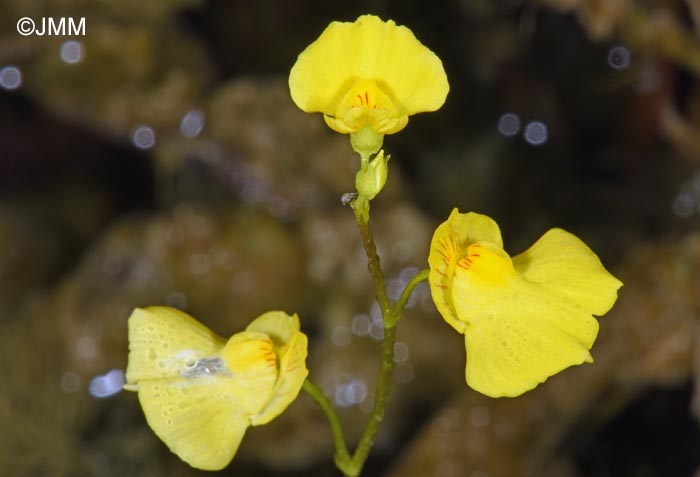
352, 314, 371, 336
132, 125, 156, 150
523, 121, 548, 146
0, 65, 22, 90
334, 378, 367, 407
89, 369, 126, 398
497, 113, 520, 137
76, 336, 96, 360
672, 171, 700, 218
60, 372, 80, 393
393, 341, 409, 363
607, 45, 630, 70
164, 291, 188, 309
332, 325, 352, 346
60, 40, 84, 64
180, 109, 205, 138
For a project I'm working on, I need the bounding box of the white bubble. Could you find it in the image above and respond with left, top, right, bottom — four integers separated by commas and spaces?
334, 378, 367, 407
393, 341, 409, 363
60, 40, 84, 64
0, 66, 22, 90
497, 113, 520, 136
607, 45, 630, 70
89, 369, 126, 398
332, 325, 351, 346
523, 121, 548, 146
351, 314, 370, 336
180, 109, 205, 138
60, 372, 81, 393
132, 125, 156, 150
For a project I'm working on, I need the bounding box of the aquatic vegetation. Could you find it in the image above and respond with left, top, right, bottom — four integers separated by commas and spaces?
428, 209, 622, 397
122, 12, 622, 476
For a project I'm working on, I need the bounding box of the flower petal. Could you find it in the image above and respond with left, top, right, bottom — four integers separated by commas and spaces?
252, 331, 309, 425
223, 331, 278, 416
463, 279, 599, 397
137, 377, 249, 470
512, 228, 623, 315
125, 306, 226, 385
428, 209, 504, 333
289, 14, 448, 118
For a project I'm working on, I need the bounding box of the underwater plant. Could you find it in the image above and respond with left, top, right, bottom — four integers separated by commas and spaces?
124, 13, 622, 476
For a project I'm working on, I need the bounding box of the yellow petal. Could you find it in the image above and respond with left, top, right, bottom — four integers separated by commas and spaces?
137, 377, 249, 470
222, 331, 278, 416
245, 311, 309, 426
125, 307, 226, 385
512, 228, 623, 315
463, 279, 599, 397
428, 209, 504, 333
289, 14, 448, 134
252, 331, 309, 425
245, 310, 300, 346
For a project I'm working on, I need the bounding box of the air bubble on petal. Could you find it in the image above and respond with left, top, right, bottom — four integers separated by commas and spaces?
523, 121, 548, 146
497, 113, 520, 137
89, 369, 126, 398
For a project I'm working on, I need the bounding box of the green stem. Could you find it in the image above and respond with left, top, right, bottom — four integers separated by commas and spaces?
301, 379, 352, 471
387, 269, 429, 327
352, 205, 391, 319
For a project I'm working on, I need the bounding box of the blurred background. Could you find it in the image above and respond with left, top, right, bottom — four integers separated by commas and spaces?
1, 0, 700, 476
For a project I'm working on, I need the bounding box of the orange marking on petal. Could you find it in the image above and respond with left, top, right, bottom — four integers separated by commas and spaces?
364, 91, 369, 105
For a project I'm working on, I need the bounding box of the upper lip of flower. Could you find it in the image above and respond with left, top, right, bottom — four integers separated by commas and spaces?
288, 14, 449, 135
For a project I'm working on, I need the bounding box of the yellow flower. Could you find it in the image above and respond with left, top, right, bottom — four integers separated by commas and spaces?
289, 14, 449, 149
428, 209, 622, 398
124, 306, 308, 470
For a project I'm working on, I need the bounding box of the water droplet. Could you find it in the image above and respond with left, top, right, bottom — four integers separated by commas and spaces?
60, 40, 84, 64
89, 369, 126, 398
0, 65, 22, 90
497, 113, 520, 137
523, 121, 548, 146
132, 125, 155, 150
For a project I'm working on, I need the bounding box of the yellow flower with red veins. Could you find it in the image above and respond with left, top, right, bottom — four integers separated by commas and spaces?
124, 306, 308, 470
289, 14, 449, 155
428, 209, 622, 398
